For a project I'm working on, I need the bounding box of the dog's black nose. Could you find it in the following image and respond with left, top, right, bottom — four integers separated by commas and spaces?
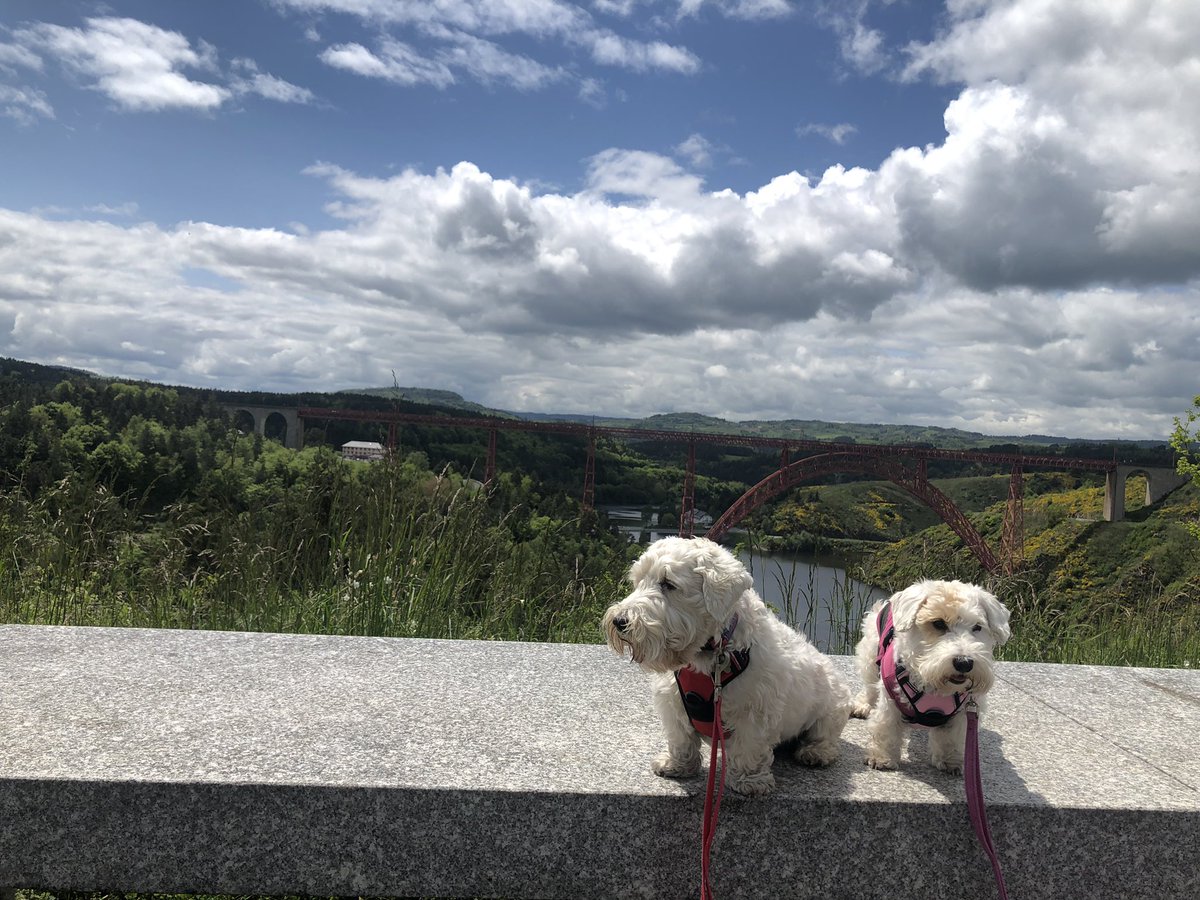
613, 616, 629, 633
953, 656, 974, 673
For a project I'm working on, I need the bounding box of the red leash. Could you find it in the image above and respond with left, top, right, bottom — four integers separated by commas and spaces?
699, 673, 728, 899
965, 699, 1009, 899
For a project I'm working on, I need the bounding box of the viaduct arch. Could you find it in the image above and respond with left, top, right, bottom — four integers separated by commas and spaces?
221, 404, 303, 450
1104, 466, 1189, 521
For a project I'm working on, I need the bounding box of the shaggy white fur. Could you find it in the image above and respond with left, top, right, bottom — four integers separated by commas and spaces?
602, 536, 851, 796
851, 579, 1011, 774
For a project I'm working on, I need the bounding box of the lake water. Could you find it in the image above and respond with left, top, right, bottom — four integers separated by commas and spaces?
616, 527, 887, 654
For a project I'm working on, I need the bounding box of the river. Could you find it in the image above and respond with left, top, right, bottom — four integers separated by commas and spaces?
736, 545, 888, 655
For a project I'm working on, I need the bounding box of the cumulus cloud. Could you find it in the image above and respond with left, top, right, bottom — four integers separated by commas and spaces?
889, 0, 1200, 289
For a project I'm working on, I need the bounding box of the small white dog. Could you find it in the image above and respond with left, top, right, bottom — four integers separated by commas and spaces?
602, 536, 851, 796
851, 579, 1011, 774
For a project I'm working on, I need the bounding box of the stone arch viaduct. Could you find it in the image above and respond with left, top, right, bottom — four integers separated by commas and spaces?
221, 404, 303, 450
220, 404, 1187, 575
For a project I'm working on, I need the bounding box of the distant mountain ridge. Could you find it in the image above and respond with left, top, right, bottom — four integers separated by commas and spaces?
347, 383, 1165, 450
0, 358, 1165, 449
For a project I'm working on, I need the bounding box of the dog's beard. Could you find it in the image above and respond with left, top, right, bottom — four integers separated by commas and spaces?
602, 606, 704, 673
907, 657, 993, 696
904, 641, 996, 697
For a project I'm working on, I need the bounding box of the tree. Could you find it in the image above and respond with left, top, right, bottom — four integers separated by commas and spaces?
1169, 394, 1200, 539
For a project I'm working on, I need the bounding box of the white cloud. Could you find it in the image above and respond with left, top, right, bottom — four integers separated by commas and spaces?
275, 0, 703, 81
578, 76, 606, 107
887, 0, 1200, 289
587, 32, 700, 73
16, 17, 230, 111
0, 41, 44, 72
676, 0, 793, 20
9, 16, 317, 114
816, 1, 890, 74
2, 0, 1199, 437
83, 201, 140, 217
321, 39, 455, 87
675, 133, 713, 167
797, 122, 857, 145
424, 30, 566, 90
230, 58, 316, 104
0, 84, 54, 124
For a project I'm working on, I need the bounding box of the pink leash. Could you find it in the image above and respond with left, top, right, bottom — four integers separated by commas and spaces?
699, 679, 728, 899
965, 699, 1009, 899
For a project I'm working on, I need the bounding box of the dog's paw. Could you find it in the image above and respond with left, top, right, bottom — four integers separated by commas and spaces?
728, 770, 775, 796
652, 752, 700, 779
794, 741, 839, 767
864, 753, 898, 770
849, 696, 872, 719
932, 758, 964, 776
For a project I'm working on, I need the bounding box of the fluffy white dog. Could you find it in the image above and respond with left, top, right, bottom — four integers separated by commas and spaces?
602, 536, 851, 796
851, 579, 1011, 774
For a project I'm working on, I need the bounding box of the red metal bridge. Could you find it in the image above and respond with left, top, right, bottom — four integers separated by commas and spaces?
293, 406, 1126, 576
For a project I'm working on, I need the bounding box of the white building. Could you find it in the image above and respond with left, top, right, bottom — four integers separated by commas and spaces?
341, 440, 386, 462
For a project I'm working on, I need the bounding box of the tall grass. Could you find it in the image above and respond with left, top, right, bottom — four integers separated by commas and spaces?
0, 463, 623, 644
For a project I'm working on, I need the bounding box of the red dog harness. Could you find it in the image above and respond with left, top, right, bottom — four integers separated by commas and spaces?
876, 601, 965, 728
675, 615, 749, 738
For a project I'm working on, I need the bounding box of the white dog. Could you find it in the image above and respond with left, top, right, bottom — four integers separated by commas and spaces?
851, 579, 1011, 774
602, 536, 851, 796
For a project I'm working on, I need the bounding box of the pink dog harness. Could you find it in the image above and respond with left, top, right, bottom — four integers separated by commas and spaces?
876, 601, 966, 728
675, 615, 749, 738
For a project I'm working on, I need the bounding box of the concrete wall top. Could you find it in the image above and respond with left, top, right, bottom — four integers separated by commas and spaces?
1, 625, 1197, 899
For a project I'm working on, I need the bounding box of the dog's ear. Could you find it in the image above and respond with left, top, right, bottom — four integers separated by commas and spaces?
977, 588, 1012, 646
693, 541, 752, 623
889, 581, 930, 632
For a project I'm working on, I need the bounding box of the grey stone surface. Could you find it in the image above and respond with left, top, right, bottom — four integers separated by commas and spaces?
1, 624, 1197, 899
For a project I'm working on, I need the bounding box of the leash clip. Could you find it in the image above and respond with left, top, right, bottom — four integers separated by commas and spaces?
712, 647, 731, 680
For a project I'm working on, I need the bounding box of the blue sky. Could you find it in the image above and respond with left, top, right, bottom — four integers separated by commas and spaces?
1, 1, 1198, 438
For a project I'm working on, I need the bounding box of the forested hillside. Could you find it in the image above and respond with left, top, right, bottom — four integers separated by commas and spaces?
0, 360, 634, 641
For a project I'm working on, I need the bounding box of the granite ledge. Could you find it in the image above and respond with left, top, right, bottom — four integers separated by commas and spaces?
1, 625, 1197, 899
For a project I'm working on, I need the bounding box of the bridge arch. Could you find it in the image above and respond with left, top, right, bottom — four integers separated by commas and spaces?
706, 452, 1003, 574
221, 404, 303, 450
1103, 465, 1188, 521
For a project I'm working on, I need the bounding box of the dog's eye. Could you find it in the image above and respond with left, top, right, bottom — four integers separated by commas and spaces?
660, 579, 675, 592
931, 619, 949, 632
972, 623, 983, 633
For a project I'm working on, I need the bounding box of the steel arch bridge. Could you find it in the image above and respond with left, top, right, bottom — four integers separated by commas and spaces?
253, 405, 1179, 576
704, 451, 1019, 575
